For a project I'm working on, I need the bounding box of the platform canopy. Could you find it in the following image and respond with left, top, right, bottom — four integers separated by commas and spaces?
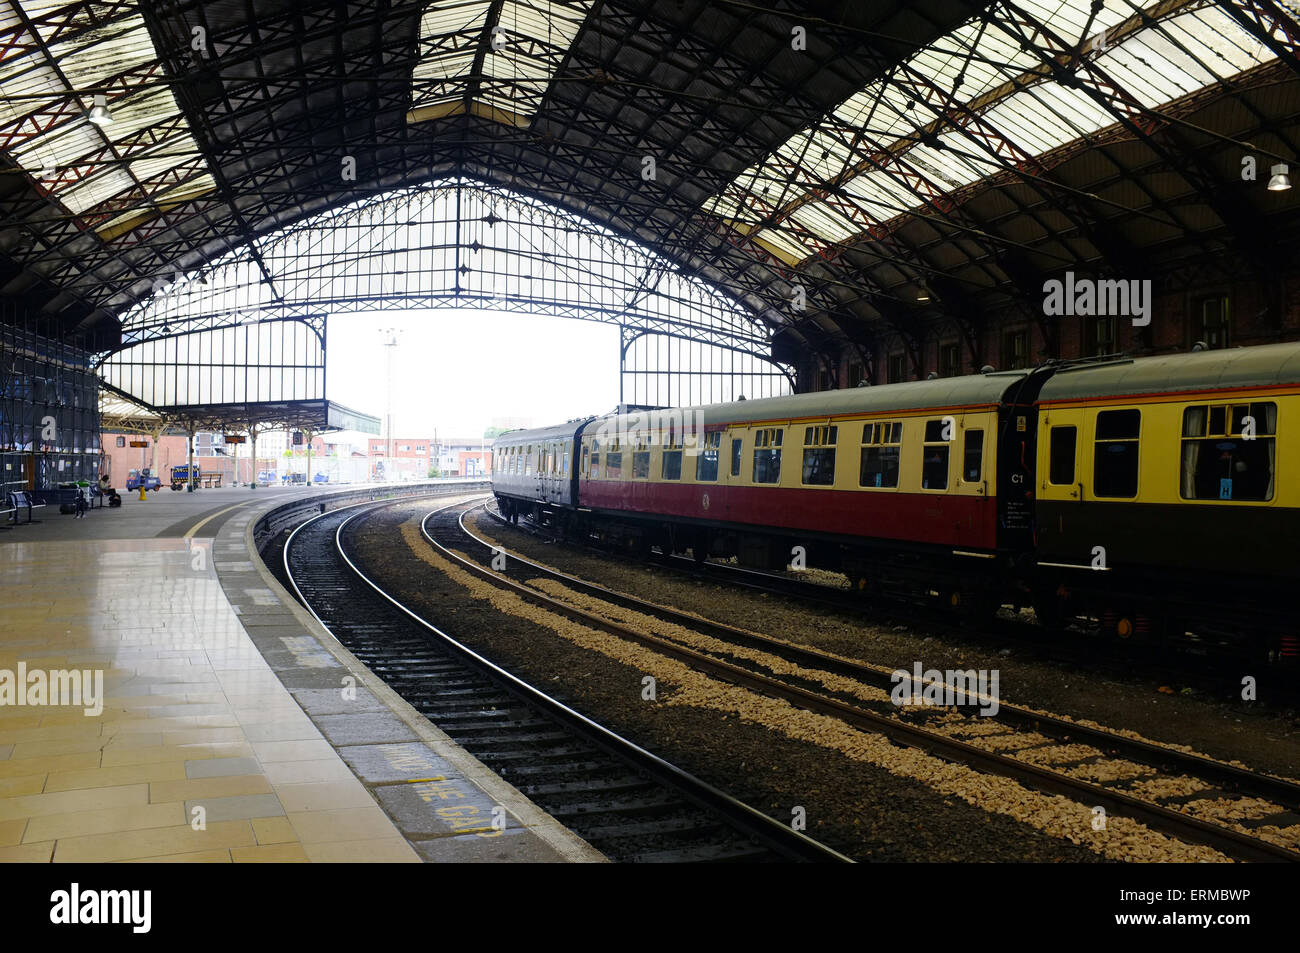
99, 376, 379, 437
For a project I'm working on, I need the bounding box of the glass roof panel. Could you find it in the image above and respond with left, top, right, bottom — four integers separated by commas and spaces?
841, 171, 914, 219
0, 1, 216, 231
411, 0, 592, 123
1096, 6, 1274, 108
701, 193, 762, 226
129, 139, 199, 182
749, 227, 812, 263
788, 200, 859, 243
59, 167, 136, 214
702, 0, 1284, 256
419, 0, 490, 35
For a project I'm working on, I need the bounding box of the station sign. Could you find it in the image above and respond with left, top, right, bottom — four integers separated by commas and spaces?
223, 434, 247, 444
129, 440, 148, 448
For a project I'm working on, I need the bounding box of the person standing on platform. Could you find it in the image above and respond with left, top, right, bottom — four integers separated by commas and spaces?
74, 487, 88, 519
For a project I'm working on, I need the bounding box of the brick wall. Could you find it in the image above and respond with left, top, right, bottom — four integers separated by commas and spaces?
799, 272, 1300, 391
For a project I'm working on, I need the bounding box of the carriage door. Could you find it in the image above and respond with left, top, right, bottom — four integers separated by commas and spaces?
995, 402, 1038, 551
1034, 407, 1088, 558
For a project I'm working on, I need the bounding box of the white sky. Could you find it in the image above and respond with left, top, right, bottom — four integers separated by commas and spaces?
325, 307, 621, 442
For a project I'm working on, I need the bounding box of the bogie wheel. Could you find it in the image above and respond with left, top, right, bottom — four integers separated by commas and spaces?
962, 591, 1004, 626
691, 531, 710, 564
1031, 589, 1066, 630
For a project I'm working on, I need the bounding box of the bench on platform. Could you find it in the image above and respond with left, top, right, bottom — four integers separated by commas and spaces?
5, 490, 45, 524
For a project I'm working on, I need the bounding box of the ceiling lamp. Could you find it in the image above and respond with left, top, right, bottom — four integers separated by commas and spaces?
1268, 163, 1291, 192
87, 93, 113, 126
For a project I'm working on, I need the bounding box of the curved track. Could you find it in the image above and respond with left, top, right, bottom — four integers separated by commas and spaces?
444, 500, 1300, 863
282, 496, 849, 863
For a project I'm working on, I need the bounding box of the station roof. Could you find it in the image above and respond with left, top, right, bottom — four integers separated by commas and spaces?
2, 1, 1299, 358
99, 383, 183, 436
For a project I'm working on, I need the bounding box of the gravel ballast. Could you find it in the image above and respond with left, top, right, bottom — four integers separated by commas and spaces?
342, 501, 1249, 861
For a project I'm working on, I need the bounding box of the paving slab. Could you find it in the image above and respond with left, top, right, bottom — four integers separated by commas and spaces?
0, 482, 603, 864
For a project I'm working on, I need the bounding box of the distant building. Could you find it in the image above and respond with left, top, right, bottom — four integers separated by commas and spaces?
367, 435, 492, 478
99, 427, 347, 486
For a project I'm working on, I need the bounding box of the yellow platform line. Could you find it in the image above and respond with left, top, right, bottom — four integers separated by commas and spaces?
184, 502, 252, 539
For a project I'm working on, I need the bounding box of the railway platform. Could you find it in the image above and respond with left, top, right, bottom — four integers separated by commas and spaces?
0, 484, 602, 863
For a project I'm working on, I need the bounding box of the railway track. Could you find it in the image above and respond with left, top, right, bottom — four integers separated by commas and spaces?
282, 497, 849, 864
486, 502, 1292, 689
443, 498, 1300, 863
481, 503, 1300, 708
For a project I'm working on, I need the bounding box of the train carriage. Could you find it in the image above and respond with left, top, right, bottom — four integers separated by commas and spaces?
492, 418, 593, 521
497, 371, 1047, 610
490, 341, 1300, 662
1030, 343, 1300, 659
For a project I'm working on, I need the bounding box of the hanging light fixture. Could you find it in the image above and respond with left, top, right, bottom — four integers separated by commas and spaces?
87, 93, 113, 126
1268, 162, 1291, 192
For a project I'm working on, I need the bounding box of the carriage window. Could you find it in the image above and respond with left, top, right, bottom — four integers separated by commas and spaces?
730, 437, 742, 477
1094, 409, 1140, 498
1048, 426, 1077, 485
525, 445, 534, 476
752, 428, 783, 484
921, 420, 950, 490
1180, 402, 1275, 501
562, 451, 570, 477
801, 425, 837, 486
581, 446, 589, 478
605, 439, 622, 479
859, 421, 902, 488
962, 429, 984, 482
691, 429, 722, 478
695, 432, 720, 482
632, 437, 651, 479
661, 433, 683, 480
